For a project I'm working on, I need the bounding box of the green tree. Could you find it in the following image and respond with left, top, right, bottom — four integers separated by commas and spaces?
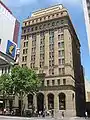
0, 73, 13, 113
11, 65, 41, 116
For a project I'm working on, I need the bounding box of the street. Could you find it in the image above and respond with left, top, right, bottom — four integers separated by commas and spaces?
0, 116, 90, 120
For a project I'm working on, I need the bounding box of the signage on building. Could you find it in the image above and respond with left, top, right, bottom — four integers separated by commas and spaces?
6, 40, 16, 58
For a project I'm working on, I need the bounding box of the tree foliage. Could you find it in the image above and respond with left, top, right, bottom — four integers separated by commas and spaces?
0, 73, 13, 95
0, 66, 41, 115
11, 65, 41, 97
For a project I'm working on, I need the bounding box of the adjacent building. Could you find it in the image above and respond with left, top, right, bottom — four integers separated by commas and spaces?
0, 1, 19, 111
82, 0, 90, 53
0, 1, 20, 75
19, 4, 86, 117
14, 48, 20, 65
85, 80, 90, 116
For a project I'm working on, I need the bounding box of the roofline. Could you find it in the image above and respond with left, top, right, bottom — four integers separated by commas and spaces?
32, 4, 63, 15
0, 1, 12, 15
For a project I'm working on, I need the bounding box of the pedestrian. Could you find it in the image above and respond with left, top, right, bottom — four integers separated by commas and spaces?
85, 111, 88, 119
51, 109, 54, 117
61, 111, 64, 119
4, 108, 6, 115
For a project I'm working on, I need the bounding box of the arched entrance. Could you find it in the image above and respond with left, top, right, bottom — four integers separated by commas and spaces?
59, 93, 66, 110
28, 94, 33, 109
48, 93, 54, 110
37, 93, 44, 113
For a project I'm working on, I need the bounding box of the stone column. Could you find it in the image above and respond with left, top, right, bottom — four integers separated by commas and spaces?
44, 31, 49, 75
33, 94, 37, 111
66, 91, 76, 116
54, 92, 58, 117
64, 28, 74, 76
44, 92, 48, 111
19, 39, 24, 66
27, 36, 32, 68
54, 30, 59, 75
35, 34, 40, 71
13, 96, 18, 108
23, 95, 28, 110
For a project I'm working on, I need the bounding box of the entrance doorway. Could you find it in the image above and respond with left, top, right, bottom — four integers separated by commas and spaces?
37, 93, 44, 113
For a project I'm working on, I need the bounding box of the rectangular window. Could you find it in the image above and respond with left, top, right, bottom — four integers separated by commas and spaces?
58, 42, 60, 48
49, 69, 52, 75
24, 42, 25, 47
26, 49, 28, 54
62, 68, 65, 74
58, 35, 60, 40
62, 59, 65, 64
58, 50, 64, 57
63, 79, 66, 85
57, 79, 60, 85
52, 69, 54, 75
62, 50, 64, 56
58, 51, 62, 57
24, 36, 26, 40
22, 56, 24, 62
47, 80, 50, 86
23, 49, 25, 54
52, 80, 55, 86
59, 68, 62, 74
61, 42, 64, 48
52, 60, 54, 66
40, 46, 43, 52
61, 20, 64, 24
59, 59, 62, 65
61, 34, 64, 39
58, 27, 63, 33
25, 56, 27, 61
49, 61, 51, 66
24, 29, 26, 33
49, 52, 52, 58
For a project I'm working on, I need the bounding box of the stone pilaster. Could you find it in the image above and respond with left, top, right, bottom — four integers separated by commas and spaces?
33, 94, 37, 111
44, 92, 48, 110
35, 34, 40, 69
23, 95, 28, 110
19, 39, 24, 66
54, 30, 59, 75
44, 31, 49, 75
27, 36, 32, 68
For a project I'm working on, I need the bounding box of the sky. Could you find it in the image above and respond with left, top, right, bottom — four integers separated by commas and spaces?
2, 0, 90, 81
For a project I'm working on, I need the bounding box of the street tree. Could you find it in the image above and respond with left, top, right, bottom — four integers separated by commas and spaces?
11, 65, 41, 116
0, 73, 13, 113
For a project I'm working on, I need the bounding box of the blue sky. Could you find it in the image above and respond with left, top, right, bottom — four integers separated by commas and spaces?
2, 0, 90, 81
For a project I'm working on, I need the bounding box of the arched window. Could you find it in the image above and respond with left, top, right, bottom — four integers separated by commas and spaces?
28, 94, 33, 109
48, 93, 54, 109
37, 93, 44, 113
59, 93, 66, 110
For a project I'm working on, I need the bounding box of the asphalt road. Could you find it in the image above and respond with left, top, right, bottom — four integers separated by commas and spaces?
0, 116, 90, 120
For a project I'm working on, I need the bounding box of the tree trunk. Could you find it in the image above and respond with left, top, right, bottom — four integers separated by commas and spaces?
20, 92, 23, 116
2, 92, 5, 115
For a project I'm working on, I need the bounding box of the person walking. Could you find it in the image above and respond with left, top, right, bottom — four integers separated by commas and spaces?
61, 111, 64, 119
85, 111, 88, 119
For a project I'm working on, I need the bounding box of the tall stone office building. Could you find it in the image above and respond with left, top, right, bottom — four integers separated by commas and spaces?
19, 5, 86, 117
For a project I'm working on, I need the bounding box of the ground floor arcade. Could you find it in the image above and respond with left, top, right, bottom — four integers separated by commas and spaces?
13, 90, 76, 117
